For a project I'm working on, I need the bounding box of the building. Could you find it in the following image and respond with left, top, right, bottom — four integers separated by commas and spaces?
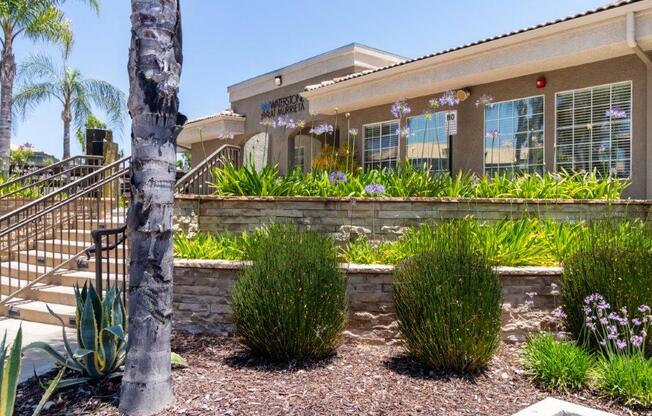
178, 0, 652, 199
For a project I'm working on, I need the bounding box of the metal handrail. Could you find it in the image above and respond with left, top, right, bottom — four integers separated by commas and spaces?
0, 159, 130, 306
0, 156, 130, 232
0, 155, 103, 192
85, 225, 127, 302
176, 143, 241, 195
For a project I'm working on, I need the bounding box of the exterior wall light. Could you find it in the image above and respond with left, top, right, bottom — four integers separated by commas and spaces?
275, 75, 283, 86
456, 89, 471, 101
536, 76, 547, 89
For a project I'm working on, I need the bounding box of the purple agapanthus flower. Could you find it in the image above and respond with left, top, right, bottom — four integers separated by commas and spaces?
259, 117, 276, 128
219, 131, 235, 140
364, 183, 386, 195
475, 94, 495, 108
276, 115, 291, 127
632, 318, 643, 326
437, 90, 460, 107
639, 305, 651, 314
310, 123, 334, 136
348, 128, 359, 137
329, 171, 348, 185
486, 129, 500, 140
605, 107, 627, 119
616, 339, 627, 350
396, 126, 411, 138
390, 99, 411, 118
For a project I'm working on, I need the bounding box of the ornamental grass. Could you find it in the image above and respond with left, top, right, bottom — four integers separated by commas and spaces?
230, 224, 347, 361
392, 220, 502, 373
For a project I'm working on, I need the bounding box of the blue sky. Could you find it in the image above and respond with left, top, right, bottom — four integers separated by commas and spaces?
13, 0, 609, 158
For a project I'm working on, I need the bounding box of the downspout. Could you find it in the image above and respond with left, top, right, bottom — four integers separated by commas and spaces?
627, 12, 652, 68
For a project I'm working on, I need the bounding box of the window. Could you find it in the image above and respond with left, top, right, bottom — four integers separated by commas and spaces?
555, 81, 631, 178
363, 121, 398, 170
484, 96, 544, 175
406, 112, 450, 173
293, 146, 305, 171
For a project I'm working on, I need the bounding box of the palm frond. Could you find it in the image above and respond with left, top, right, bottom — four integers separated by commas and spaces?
83, 78, 127, 133
17, 54, 59, 84
23, 4, 71, 46
12, 82, 59, 120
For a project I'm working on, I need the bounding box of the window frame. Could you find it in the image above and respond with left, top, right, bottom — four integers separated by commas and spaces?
553, 81, 633, 179
362, 119, 400, 170
482, 94, 546, 175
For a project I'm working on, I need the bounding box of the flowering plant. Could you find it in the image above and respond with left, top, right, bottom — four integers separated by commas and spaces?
475, 94, 495, 108
390, 99, 411, 118
328, 171, 348, 185
309, 123, 334, 136
364, 183, 385, 195
578, 293, 650, 356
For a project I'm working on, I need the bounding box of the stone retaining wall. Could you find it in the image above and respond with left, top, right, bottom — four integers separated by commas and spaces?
173, 260, 562, 344
174, 195, 651, 239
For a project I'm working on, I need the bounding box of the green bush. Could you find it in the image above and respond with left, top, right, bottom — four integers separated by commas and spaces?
393, 220, 502, 373
596, 355, 652, 407
561, 220, 652, 345
522, 333, 594, 391
231, 224, 347, 361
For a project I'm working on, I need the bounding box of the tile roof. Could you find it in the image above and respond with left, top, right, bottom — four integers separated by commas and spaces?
304, 0, 643, 92
185, 109, 244, 125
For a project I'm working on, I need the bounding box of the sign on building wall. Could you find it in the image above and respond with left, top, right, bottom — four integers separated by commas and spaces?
444, 110, 457, 136
260, 94, 305, 118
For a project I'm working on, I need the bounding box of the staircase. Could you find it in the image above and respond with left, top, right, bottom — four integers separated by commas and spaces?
1, 143, 241, 327
0, 157, 130, 327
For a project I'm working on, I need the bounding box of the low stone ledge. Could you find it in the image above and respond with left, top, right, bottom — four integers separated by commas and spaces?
173, 260, 563, 345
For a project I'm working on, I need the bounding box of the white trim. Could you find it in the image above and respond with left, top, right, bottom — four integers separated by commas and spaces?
361, 119, 400, 169
482, 94, 546, 175
553, 80, 633, 178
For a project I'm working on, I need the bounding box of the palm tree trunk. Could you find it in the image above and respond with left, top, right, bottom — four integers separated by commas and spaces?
119, 1, 182, 415
63, 118, 71, 160
0, 34, 15, 174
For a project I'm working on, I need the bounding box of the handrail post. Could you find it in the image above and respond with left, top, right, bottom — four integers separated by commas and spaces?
93, 230, 103, 296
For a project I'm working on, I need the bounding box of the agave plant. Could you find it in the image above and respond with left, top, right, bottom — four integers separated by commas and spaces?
1, 328, 22, 416
25, 283, 126, 387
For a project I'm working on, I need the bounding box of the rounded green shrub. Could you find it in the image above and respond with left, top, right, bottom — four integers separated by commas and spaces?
231, 224, 347, 361
596, 355, 652, 408
561, 220, 652, 345
522, 333, 594, 391
393, 220, 502, 373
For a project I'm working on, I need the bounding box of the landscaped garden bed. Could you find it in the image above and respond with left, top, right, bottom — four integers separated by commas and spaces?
12, 333, 633, 416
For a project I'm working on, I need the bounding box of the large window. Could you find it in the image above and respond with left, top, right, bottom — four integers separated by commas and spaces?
363, 121, 399, 169
555, 81, 631, 178
484, 96, 544, 175
406, 112, 450, 173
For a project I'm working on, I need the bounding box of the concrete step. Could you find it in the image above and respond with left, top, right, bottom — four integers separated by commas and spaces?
0, 296, 76, 327
0, 276, 77, 306
13, 250, 125, 273
36, 239, 127, 256
0, 261, 127, 288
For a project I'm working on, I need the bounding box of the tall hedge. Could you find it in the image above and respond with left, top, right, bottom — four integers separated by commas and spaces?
393, 220, 502, 373
561, 220, 652, 345
231, 224, 347, 361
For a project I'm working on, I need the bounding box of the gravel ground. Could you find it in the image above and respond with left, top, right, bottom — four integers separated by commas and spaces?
14, 333, 648, 416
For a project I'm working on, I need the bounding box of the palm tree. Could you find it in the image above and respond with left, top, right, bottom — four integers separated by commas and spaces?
119, 0, 182, 414
13, 54, 125, 159
0, 0, 99, 171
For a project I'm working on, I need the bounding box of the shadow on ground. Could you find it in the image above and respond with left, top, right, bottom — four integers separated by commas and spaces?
383, 353, 481, 383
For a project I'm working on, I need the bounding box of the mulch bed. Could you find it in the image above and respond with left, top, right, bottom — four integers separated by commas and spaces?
14, 333, 647, 416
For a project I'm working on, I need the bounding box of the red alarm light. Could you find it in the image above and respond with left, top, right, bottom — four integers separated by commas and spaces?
536, 76, 547, 89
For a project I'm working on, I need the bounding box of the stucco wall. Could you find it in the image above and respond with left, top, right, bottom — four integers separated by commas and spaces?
174, 195, 652, 238
173, 260, 563, 344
